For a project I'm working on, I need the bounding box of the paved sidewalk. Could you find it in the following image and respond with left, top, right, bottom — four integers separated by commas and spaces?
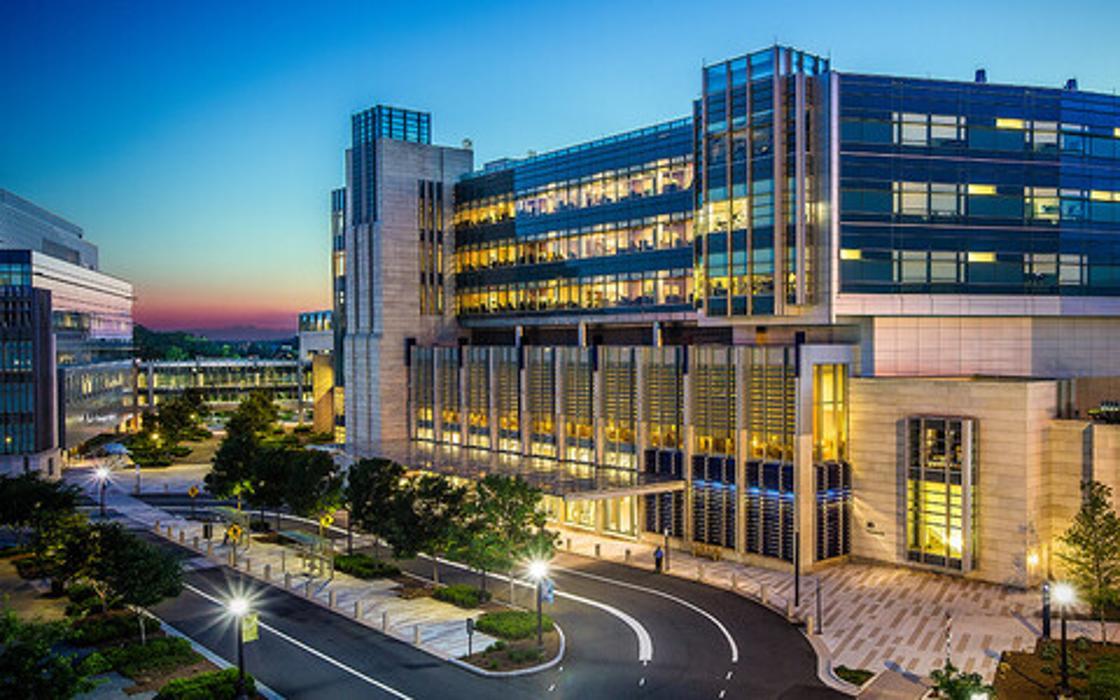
68, 468, 499, 662
556, 529, 1116, 682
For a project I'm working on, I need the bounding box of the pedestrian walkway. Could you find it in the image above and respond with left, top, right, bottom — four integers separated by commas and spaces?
67, 468, 500, 663
555, 529, 1117, 683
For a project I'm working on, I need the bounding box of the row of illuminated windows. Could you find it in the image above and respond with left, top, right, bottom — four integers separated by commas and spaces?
843, 113, 1120, 157
139, 369, 302, 389
456, 270, 694, 315
697, 180, 779, 229
0, 341, 32, 372
844, 183, 1120, 223
515, 159, 692, 217
840, 249, 1091, 286
454, 217, 693, 272
453, 195, 515, 228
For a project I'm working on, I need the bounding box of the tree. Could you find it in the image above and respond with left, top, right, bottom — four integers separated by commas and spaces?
1060, 480, 1120, 641
929, 659, 993, 699
383, 474, 467, 584
280, 450, 342, 521
457, 475, 552, 593
206, 429, 258, 508
32, 512, 92, 595
346, 458, 405, 558
88, 523, 183, 643
245, 446, 291, 530
0, 474, 79, 546
0, 608, 94, 699
228, 390, 280, 438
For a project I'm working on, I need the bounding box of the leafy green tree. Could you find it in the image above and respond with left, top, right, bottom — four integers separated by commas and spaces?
245, 446, 290, 530
345, 458, 405, 558
457, 475, 552, 593
87, 523, 183, 644
0, 608, 94, 699
280, 450, 342, 521
1060, 480, 1120, 641
384, 474, 467, 584
227, 390, 280, 438
0, 474, 78, 546
32, 512, 92, 595
206, 429, 258, 509
929, 659, 993, 699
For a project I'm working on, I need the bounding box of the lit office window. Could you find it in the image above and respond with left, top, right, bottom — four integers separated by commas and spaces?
905, 416, 977, 572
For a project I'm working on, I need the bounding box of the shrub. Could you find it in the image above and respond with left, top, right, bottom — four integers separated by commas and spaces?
78, 652, 112, 676
334, 553, 399, 579
1039, 640, 1058, 660
483, 641, 507, 654
156, 668, 256, 700
835, 665, 874, 686
67, 612, 141, 646
1076, 635, 1093, 652
506, 647, 543, 664
1090, 657, 1120, 700
475, 611, 554, 640
433, 584, 492, 609
103, 637, 199, 678
13, 554, 45, 579
169, 445, 192, 458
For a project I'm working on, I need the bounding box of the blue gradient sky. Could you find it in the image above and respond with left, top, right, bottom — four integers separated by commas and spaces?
2, 0, 1118, 332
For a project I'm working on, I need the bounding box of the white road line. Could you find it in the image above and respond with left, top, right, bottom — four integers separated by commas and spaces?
554, 588, 654, 663
553, 566, 740, 664
183, 583, 413, 700
417, 555, 655, 664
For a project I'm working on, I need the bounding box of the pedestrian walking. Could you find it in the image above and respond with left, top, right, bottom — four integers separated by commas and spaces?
654, 545, 664, 573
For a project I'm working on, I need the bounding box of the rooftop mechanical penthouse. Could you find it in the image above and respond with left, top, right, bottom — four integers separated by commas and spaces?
333, 46, 1120, 587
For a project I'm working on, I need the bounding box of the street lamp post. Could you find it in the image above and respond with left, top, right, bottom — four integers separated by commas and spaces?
228, 597, 250, 700
95, 466, 110, 518
1053, 582, 1075, 695
1042, 581, 1051, 639
529, 560, 549, 651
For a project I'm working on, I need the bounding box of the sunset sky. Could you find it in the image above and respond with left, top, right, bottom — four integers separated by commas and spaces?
2, 0, 1117, 334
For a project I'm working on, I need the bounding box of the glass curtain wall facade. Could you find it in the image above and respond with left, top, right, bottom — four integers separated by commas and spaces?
454, 120, 695, 318
331, 187, 347, 443
138, 360, 306, 412
839, 75, 1120, 295
905, 416, 977, 571
694, 47, 830, 317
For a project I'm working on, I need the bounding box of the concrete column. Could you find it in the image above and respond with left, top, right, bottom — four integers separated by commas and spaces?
432, 349, 443, 445
682, 346, 694, 544
734, 347, 748, 556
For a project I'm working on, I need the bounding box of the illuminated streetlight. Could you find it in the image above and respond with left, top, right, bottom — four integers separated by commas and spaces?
1053, 582, 1075, 694
528, 559, 549, 650
227, 597, 250, 700
969, 692, 989, 700
94, 466, 110, 518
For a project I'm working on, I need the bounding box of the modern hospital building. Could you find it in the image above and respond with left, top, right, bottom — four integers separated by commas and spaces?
331, 46, 1120, 587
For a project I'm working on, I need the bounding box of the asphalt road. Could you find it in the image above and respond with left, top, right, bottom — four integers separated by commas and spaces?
137, 500, 842, 699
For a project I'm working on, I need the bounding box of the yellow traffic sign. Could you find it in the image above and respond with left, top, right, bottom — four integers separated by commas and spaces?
242, 612, 259, 643
188, 485, 199, 498
319, 513, 334, 528
226, 524, 243, 541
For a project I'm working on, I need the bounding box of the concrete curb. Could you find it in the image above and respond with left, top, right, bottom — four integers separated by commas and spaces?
803, 628, 862, 696
446, 622, 566, 678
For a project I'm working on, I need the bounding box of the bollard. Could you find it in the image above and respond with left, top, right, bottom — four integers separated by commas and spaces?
285, 572, 292, 589
304, 580, 312, 598
354, 600, 361, 619
206, 541, 213, 557
698, 563, 705, 582
805, 614, 814, 635
594, 543, 601, 558
731, 572, 738, 590
566, 538, 572, 552
760, 584, 768, 605
166, 526, 172, 538
382, 611, 388, 632
624, 548, 631, 563
264, 564, 271, 581
413, 625, 420, 645
154, 519, 160, 532
178, 530, 185, 544
229, 551, 237, 568
192, 536, 199, 550
245, 558, 252, 573
329, 590, 336, 609
786, 599, 794, 620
